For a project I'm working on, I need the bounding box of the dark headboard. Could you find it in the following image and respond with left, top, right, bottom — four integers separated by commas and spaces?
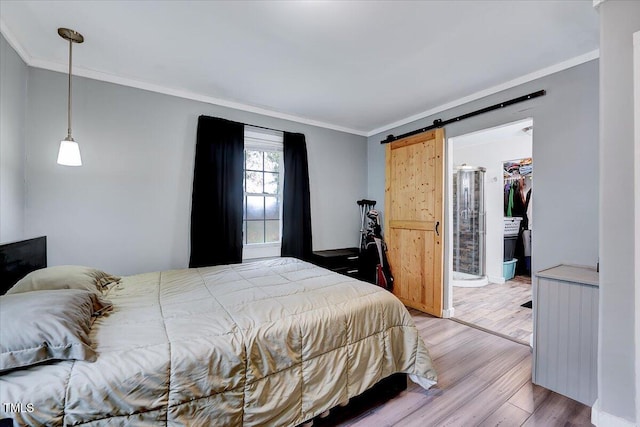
0, 236, 47, 294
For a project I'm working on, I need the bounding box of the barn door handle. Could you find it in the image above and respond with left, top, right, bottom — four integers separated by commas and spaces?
435, 221, 440, 236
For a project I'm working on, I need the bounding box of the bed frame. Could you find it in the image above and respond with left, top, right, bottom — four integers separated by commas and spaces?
308, 372, 407, 425
0, 236, 47, 295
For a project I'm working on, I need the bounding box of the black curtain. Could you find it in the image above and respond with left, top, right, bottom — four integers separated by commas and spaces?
189, 116, 244, 267
281, 132, 313, 260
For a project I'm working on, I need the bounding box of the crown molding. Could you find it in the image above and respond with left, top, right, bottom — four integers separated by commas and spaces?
0, 19, 32, 64
2, 17, 598, 139
28, 56, 369, 136
592, 0, 609, 9
0, 19, 367, 137
366, 49, 600, 138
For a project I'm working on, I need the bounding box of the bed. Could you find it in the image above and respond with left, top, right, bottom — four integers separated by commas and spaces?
0, 237, 437, 426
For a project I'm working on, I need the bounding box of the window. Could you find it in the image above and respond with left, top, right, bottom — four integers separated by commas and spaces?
243, 126, 284, 260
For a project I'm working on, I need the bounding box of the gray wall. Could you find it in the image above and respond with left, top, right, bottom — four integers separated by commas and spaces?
598, 1, 640, 424
24, 68, 367, 276
0, 34, 27, 243
368, 60, 600, 278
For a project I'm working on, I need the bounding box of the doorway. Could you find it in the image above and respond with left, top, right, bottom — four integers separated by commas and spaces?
446, 119, 533, 344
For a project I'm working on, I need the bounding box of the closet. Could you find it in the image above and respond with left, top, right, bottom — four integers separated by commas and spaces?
503, 158, 532, 277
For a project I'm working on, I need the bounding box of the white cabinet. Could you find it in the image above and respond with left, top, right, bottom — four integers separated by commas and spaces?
533, 264, 599, 406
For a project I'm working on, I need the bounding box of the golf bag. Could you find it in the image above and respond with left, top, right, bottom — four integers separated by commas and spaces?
357, 200, 394, 291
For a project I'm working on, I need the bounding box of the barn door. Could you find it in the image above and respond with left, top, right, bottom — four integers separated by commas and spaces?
384, 129, 444, 316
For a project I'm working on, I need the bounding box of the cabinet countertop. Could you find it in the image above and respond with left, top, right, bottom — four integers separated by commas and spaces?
535, 264, 599, 287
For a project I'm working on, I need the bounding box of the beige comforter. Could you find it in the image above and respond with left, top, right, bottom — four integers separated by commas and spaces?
1, 258, 436, 426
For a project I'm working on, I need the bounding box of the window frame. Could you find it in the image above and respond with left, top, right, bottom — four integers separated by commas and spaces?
242, 126, 284, 260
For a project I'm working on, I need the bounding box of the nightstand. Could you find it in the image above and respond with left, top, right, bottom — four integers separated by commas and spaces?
312, 248, 359, 278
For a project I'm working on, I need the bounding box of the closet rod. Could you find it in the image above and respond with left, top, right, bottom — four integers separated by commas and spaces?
380, 90, 546, 144
504, 176, 533, 181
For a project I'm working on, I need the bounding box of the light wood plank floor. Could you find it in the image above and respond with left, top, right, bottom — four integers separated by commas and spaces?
317, 310, 592, 427
453, 275, 533, 343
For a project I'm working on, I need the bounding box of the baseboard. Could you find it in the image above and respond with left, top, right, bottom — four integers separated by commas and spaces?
488, 275, 506, 284
442, 307, 454, 318
591, 399, 637, 427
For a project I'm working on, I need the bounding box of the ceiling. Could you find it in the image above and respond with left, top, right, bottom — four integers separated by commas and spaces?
0, 1, 599, 136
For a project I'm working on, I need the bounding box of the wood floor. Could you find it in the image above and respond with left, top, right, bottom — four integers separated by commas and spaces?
453, 275, 533, 343
315, 310, 592, 427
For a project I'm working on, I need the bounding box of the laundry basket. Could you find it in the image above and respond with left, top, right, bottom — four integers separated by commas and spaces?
504, 217, 523, 237
503, 258, 518, 280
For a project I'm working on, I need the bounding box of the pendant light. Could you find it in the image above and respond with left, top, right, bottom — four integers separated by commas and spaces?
56, 28, 84, 166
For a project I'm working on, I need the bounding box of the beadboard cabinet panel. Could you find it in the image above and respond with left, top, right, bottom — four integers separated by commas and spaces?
533, 265, 598, 406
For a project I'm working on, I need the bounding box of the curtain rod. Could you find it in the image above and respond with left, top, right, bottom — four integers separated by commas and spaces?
245, 123, 283, 134
200, 115, 288, 135
380, 90, 546, 144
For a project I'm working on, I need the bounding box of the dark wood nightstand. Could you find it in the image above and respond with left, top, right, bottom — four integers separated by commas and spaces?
312, 247, 359, 278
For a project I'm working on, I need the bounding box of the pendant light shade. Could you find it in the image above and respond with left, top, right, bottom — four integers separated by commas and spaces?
57, 28, 84, 166
57, 138, 82, 166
